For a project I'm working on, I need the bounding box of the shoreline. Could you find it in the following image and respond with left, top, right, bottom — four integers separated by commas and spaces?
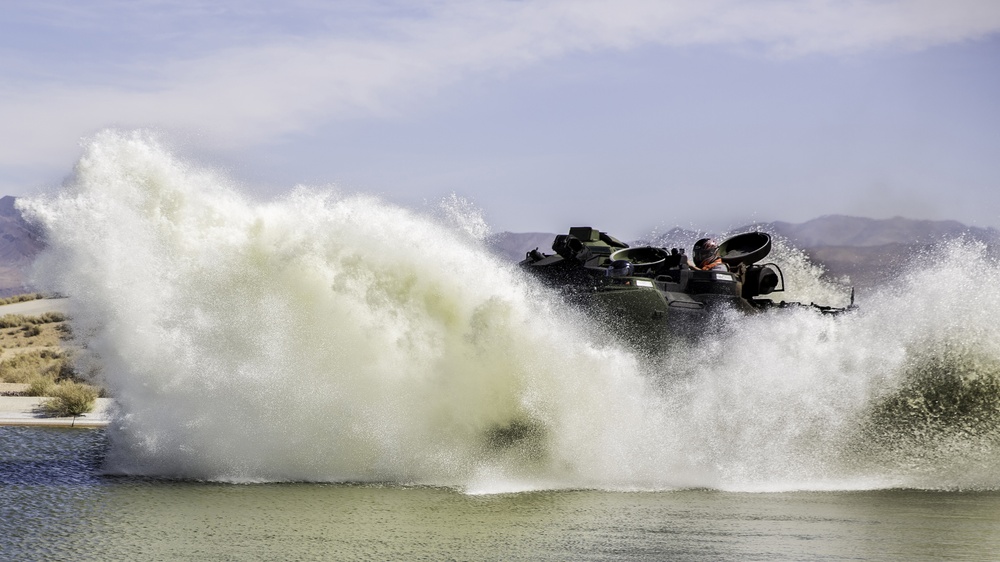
0, 297, 109, 428
0, 396, 112, 428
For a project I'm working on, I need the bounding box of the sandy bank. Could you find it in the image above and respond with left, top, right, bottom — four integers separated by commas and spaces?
0, 395, 112, 428
0, 297, 109, 428
0, 297, 70, 316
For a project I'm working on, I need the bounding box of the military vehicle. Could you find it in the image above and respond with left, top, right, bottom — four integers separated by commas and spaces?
519, 226, 854, 349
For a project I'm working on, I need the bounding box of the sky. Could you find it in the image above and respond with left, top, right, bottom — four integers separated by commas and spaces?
2, 0, 999, 239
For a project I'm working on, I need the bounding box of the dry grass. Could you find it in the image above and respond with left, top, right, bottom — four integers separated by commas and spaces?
0, 313, 69, 351
0, 349, 70, 384
0, 295, 101, 406
0, 293, 45, 306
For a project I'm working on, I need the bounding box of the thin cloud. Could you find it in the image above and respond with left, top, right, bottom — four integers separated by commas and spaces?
2, 0, 999, 169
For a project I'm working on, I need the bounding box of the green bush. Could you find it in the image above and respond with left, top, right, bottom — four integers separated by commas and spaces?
41, 381, 98, 417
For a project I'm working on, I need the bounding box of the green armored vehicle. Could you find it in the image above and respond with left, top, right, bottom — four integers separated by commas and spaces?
519, 226, 851, 349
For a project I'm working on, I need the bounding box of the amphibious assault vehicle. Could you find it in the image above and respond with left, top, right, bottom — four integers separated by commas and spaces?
519, 226, 853, 349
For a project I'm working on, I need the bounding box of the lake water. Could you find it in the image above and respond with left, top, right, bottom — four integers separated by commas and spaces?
3, 427, 999, 562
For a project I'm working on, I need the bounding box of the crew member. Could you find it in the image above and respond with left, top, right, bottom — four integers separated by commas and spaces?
691, 238, 727, 271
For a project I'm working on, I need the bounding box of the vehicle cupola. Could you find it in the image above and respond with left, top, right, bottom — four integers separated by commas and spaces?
718, 232, 772, 266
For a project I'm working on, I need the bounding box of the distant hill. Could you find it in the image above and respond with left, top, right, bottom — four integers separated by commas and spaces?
0, 196, 44, 296
743, 216, 1000, 289
756, 215, 1000, 247
0, 195, 996, 295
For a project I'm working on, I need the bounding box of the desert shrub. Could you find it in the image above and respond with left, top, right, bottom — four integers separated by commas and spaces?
0, 312, 67, 329
0, 315, 29, 329
41, 381, 98, 417
26, 375, 56, 397
0, 293, 44, 306
37, 312, 67, 324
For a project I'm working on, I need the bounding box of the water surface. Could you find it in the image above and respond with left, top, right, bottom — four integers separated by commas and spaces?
3, 428, 999, 561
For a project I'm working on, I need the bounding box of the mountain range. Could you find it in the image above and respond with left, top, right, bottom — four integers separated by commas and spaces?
0, 194, 996, 296
489, 215, 1000, 291
0, 196, 44, 296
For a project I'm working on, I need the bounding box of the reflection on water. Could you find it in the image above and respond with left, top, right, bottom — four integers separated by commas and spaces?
3, 428, 1000, 561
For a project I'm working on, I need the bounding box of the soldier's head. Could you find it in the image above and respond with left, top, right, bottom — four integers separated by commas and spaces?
693, 238, 719, 266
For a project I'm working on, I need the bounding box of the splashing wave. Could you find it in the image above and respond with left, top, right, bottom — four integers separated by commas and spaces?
18, 130, 1000, 492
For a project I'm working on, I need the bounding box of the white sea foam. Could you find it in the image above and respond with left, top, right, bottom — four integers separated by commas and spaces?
18, 130, 1000, 491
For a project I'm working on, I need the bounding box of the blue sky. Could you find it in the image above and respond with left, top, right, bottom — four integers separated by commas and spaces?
2, 1, 999, 238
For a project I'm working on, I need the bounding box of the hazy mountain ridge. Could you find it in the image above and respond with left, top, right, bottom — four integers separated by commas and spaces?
490, 215, 1000, 290
757, 215, 1000, 247
0, 196, 44, 263
493, 216, 1000, 260
0, 196, 45, 296
0, 195, 995, 294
